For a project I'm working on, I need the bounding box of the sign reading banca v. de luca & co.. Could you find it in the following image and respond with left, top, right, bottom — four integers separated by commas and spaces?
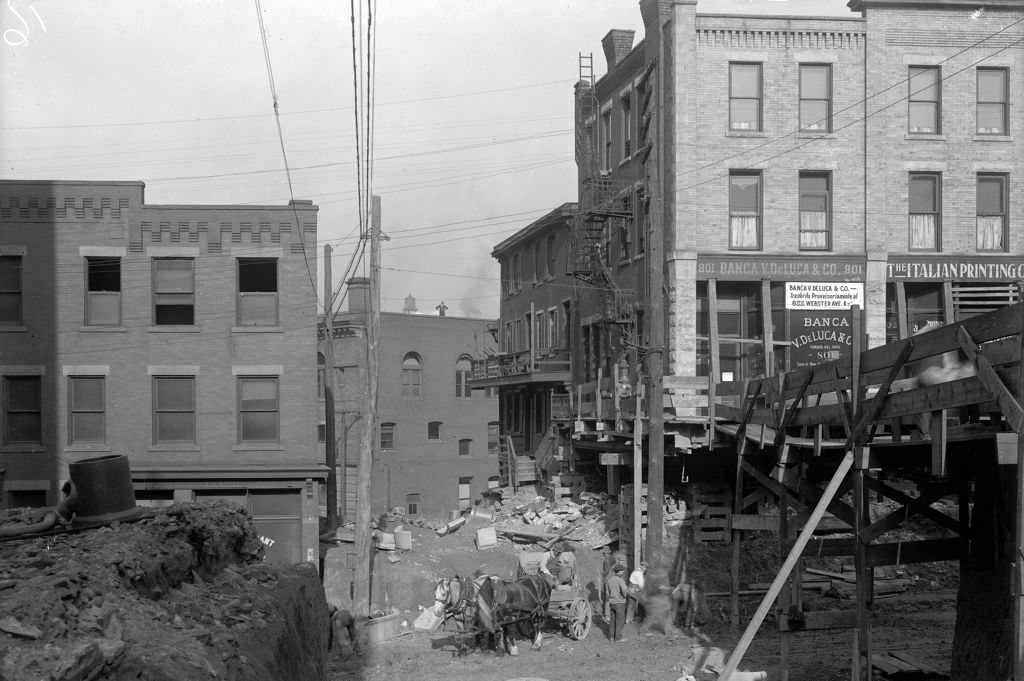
786, 282, 864, 368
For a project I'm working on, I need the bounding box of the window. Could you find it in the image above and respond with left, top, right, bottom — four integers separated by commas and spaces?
85, 257, 120, 326
533, 241, 542, 282
237, 258, 278, 326
153, 258, 195, 325
909, 66, 940, 134
799, 64, 831, 131
909, 173, 940, 250
458, 438, 471, 457
799, 172, 831, 250
619, 220, 631, 260
406, 493, 420, 516
238, 377, 279, 443
0, 255, 22, 326
729, 63, 762, 131
458, 476, 472, 510
455, 356, 472, 398
729, 172, 762, 249
380, 422, 395, 450
153, 376, 195, 444
547, 308, 558, 349
535, 312, 548, 352
428, 421, 441, 440
977, 68, 1008, 135
487, 421, 499, 454
401, 353, 422, 397
601, 110, 612, 168
977, 174, 1008, 251
621, 91, 633, 157
546, 235, 556, 277
4, 375, 41, 445
69, 376, 104, 444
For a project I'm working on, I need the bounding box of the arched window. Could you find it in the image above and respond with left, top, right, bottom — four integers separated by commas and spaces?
401, 353, 422, 397
427, 421, 442, 440
455, 355, 472, 398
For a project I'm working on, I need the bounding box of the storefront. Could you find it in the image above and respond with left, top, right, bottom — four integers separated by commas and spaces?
695, 255, 867, 382
886, 256, 1024, 342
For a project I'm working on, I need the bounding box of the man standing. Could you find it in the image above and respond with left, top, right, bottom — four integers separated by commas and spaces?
605, 565, 629, 642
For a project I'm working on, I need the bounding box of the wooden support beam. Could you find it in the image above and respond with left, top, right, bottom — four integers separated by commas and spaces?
863, 538, 962, 568
958, 326, 1024, 433
740, 459, 856, 528
859, 476, 964, 542
779, 609, 858, 633
718, 451, 855, 681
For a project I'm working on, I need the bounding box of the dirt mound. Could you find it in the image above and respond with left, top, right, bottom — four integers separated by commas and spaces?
0, 501, 329, 681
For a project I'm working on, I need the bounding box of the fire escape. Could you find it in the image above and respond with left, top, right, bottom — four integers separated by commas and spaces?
573, 53, 646, 358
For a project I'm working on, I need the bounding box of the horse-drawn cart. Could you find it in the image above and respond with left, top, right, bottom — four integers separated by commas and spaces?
517, 551, 592, 641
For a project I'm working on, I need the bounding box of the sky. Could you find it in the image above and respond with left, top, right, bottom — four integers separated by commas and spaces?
1, 0, 854, 320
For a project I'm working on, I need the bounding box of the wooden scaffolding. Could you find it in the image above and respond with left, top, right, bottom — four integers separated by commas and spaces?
711, 303, 1024, 681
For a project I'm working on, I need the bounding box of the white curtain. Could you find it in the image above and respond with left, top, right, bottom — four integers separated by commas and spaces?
799, 211, 828, 249
730, 216, 758, 248
977, 216, 1004, 250
909, 214, 936, 250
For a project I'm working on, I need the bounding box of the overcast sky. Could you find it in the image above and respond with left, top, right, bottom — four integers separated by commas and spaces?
1, 0, 854, 319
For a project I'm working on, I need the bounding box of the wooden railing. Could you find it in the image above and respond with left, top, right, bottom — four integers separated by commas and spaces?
469, 348, 571, 381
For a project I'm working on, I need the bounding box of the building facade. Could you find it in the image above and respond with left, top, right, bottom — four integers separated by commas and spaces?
577, 0, 1022, 418
0, 180, 324, 565
322, 279, 499, 520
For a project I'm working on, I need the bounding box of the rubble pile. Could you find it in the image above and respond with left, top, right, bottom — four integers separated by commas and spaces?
0, 501, 329, 681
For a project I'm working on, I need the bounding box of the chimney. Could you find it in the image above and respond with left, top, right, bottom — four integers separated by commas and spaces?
602, 29, 636, 70
347, 277, 370, 313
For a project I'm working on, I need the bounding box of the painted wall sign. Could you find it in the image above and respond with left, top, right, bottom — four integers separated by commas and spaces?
697, 256, 865, 281
887, 257, 1024, 281
785, 282, 860, 369
785, 282, 864, 310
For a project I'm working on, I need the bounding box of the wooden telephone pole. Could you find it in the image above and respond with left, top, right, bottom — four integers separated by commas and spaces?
323, 244, 339, 530
353, 195, 381, 618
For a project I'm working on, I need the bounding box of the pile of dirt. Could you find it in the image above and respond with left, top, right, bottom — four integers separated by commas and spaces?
0, 501, 329, 681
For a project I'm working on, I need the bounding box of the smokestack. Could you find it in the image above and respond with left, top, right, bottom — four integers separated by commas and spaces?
347, 277, 369, 313
602, 29, 636, 70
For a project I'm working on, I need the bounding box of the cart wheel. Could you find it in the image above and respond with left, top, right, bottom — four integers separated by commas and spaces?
567, 598, 592, 640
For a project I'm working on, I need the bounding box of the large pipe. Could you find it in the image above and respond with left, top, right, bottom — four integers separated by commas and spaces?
0, 481, 78, 539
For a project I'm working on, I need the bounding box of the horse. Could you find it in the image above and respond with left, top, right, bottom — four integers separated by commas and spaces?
476, 573, 553, 656
433, 574, 505, 652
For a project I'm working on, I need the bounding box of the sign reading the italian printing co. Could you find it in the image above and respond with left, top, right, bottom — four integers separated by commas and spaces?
786, 282, 863, 368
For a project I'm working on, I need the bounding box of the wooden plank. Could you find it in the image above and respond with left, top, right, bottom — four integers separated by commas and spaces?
718, 451, 855, 681
889, 650, 942, 675
871, 653, 902, 675
778, 608, 857, 632
864, 538, 962, 568
859, 476, 964, 543
662, 375, 710, 390
959, 325, 1024, 433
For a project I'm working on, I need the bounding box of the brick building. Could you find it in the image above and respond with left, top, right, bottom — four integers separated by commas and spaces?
321, 278, 499, 520
575, 0, 1022, 421
0, 179, 324, 565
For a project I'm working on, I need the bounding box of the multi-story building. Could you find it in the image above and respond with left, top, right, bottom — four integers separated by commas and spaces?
321, 278, 499, 520
0, 179, 324, 565
573, 0, 1022, 440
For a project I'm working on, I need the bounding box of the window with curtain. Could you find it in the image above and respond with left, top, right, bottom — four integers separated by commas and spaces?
908, 66, 940, 134
729, 63, 762, 131
237, 376, 279, 443
401, 353, 422, 397
909, 173, 940, 250
799, 64, 831, 131
153, 376, 195, 444
85, 257, 121, 326
977, 68, 1008, 135
152, 258, 195, 325
977, 174, 1008, 251
69, 376, 105, 444
729, 172, 761, 249
799, 172, 831, 250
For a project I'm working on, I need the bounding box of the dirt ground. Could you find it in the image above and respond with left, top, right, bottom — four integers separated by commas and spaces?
330, 488, 959, 681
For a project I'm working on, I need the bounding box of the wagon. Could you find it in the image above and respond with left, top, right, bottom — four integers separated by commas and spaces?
517, 551, 592, 641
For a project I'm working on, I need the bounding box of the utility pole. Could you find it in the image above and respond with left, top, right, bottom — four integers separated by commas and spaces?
323, 244, 339, 530
645, 43, 666, 568
353, 195, 381, 618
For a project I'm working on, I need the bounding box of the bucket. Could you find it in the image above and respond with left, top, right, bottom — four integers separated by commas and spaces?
470, 506, 494, 522
394, 528, 412, 551
68, 454, 141, 526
